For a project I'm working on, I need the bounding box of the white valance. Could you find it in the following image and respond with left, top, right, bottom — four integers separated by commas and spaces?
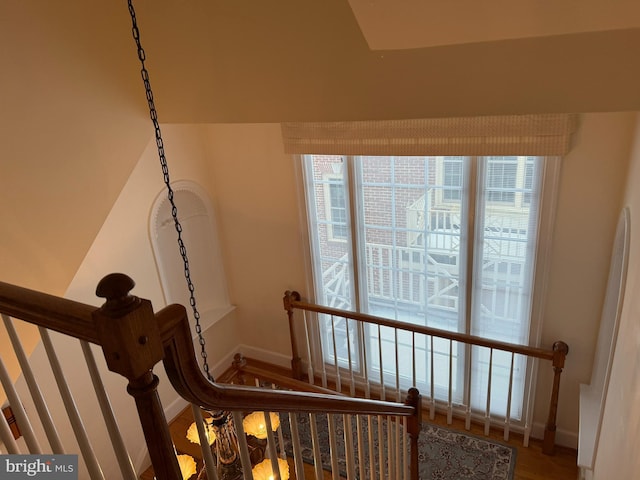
281, 114, 578, 156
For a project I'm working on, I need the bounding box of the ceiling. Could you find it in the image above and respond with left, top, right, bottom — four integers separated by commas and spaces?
347, 0, 640, 50
130, 0, 640, 122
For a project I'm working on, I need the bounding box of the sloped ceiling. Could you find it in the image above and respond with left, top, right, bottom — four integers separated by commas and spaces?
133, 0, 640, 122
348, 0, 640, 49
1, 0, 640, 296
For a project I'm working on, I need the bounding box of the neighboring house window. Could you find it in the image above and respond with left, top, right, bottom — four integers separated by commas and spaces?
523, 157, 535, 205
442, 156, 463, 202
327, 177, 348, 241
302, 155, 556, 420
486, 156, 518, 204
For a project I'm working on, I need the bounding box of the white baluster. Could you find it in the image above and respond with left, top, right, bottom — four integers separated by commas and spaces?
402, 420, 409, 480
343, 414, 355, 480
231, 411, 250, 480
377, 325, 385, 401
395, 417, 401, 480
447, 339, 453, 424
0, 354, 41, 453
429, 335, 435, 421
309, 414, 324, 480
367, 415, 375, 480
356, 415, 365, 480
288, 413, 305, 480
522, 356, 539, 448
264, 411, 281, 480
197, 407, 218, 480
387, 416, 394, 480
485, 348, 494, 436
504, 352, 516, 442
302, 311, 315, 385
394, 329, 400, 401
465, 345, 473, 431
318, 315, 328, 389
411, 332, 416, 388
327, 414, 339, 480
269, 385, 287, 460
0, 402, 20, 454
377, 415, 384, 480
39, 327, 104, 479
3, 314, 63, 453
330, 316, 341, 392
345, 319, 355, 397
360, 324, 371, 399
80, 341, 136, 479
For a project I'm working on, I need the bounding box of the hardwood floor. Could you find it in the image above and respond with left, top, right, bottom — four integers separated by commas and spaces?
141, 361, 579, 480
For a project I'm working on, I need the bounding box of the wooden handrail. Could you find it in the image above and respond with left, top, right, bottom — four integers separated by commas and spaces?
0, 280, 99, 343
157, 303, 416, 417
284, 290, 569, 455
286, 291, 556, 361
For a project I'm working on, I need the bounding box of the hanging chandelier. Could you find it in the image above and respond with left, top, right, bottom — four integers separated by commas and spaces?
125, 2, 289, 479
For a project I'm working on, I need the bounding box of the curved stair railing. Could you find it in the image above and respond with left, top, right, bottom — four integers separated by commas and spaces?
0, 274, 422, 480
283, 290, 569, 455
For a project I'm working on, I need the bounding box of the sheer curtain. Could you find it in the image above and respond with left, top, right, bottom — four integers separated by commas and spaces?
469, 157, 542, 418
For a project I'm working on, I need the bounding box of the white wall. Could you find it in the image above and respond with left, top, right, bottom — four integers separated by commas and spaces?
592, 113, 640, 478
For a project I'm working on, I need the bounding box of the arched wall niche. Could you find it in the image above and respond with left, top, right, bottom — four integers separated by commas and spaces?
149, 180, 233, 334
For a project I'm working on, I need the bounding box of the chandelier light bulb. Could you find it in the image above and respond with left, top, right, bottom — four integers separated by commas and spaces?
242, 411, 281, 439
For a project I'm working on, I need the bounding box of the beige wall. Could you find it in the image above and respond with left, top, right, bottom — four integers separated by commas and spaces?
533, 113, 635, 442
593, 114, 640, 477
64, 123, 242, 373
204, 124, 308, 363
51, 125, 240, 475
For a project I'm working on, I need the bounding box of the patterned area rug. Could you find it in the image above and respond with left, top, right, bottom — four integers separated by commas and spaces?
280, 413, 516, 480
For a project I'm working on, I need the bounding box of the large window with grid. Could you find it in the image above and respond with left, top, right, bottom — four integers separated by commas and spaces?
302, 154, 557, 420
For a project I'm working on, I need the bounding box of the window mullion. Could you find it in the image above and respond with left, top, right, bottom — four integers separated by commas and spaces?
346, 156, 362, 313
463, 157, 478, 335
460, 157, 478, 412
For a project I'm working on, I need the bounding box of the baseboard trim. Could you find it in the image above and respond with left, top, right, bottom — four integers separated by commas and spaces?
531, 421, 578, 449
236, 344, 293, 370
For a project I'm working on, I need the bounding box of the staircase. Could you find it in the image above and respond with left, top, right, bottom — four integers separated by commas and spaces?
0, 274, 421, 480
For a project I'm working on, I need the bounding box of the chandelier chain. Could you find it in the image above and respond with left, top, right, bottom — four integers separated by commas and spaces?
127, 0, 213, 381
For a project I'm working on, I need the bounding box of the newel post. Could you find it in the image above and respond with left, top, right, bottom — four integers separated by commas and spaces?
283, 290, 303, 380
404, 387, 422, 480
93, 273, 182, 480
542, 340, 569, 455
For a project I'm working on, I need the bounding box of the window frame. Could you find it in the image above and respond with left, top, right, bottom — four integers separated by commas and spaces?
297, 154, 561, 423
323, 173, 349, 242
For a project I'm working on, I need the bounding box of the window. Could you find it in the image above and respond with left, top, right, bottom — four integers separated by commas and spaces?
327, 178, 348, 241
443, 157, 463, 201
302, 155, 556, 419
523, 157, 535, 205
486, 156, 518, 204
